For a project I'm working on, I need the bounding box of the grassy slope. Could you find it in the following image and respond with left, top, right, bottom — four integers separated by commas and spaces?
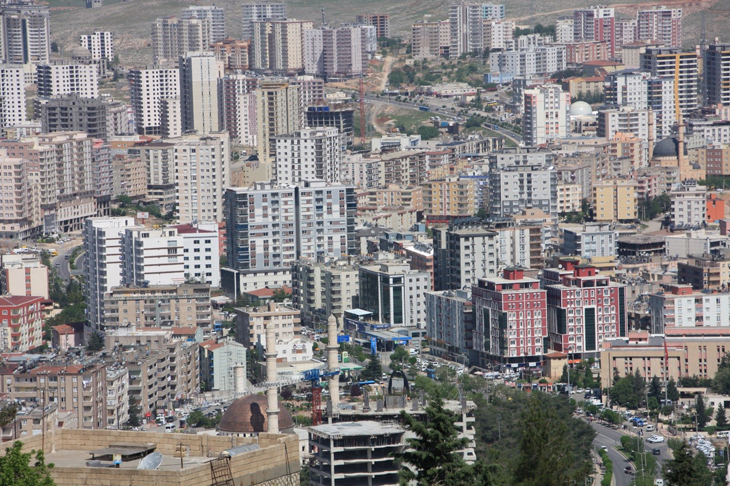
48, 0, 720, 65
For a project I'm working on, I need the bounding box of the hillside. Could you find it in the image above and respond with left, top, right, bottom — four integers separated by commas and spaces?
46, 0, 723, 65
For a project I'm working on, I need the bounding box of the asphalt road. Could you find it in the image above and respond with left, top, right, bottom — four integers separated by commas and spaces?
592, 421, 669, 486
52, 245, 81, 282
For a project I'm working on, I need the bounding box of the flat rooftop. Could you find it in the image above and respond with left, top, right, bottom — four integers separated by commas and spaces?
309, 420, 404, 438
48, 450, 211, 471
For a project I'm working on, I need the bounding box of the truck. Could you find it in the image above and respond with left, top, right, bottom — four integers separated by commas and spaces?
418, 106, 431, 112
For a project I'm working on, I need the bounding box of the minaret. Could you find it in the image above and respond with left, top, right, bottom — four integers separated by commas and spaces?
265, 310, 280, 434
326, 314, 340, 410
647, 108, 655, 161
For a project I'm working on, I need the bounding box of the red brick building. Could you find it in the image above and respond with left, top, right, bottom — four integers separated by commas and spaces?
0, 296, 44, 352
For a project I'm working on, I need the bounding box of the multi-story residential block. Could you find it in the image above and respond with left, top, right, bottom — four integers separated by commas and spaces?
670, 182, 707, 227
234, 302, 300, 348
592, 179, 638, 223
342, 153, 381, 188
425, 289, 473, 357
489, 163, 557, 217
291, 75, 325, 106
36, 62, 98, 99
0, 295, 43, 352
492, 222, 544, 270
0, 65, 26, 130
211, 38, 250, 70
422, 177, 475, 218
128, 67, 180, 136
105, 366, 129, 428
111, 154, 147, 199
379, 150, 429, 187
433, 221, 498, 291
472, 268, 548, 363
305, 106, 354, 145
199, 339, 247, 391
706, 43, 730, 107
241, 3, 286, 41
355, 14, 390, 38
120, 226, 185, 286
291, 259, 359, 326
358, 261, 431, 328
614, 20, 637, 47
522, 84, 570, 146
173, 221, 221, 286
557, 183, 583, 213
449, 2, 486, 58
573, 6, 615, 57
678, 255, 730, 290
180, 52, 223, 135
0, 148, 40, 240
274, 127, 342, 185
181, 5, 226, 42
489, 46, 567, 77
699, 144, 730, 176
0, 3, 50, 65
637, 6, 682, 48
252, 19, 313, 72
255, 81, 301, 163
0, 362, 107, 429
564, 40, 610, 63
0, 254, 48, 299
603, 70, 676, 137
219, 74, 259, 145
640, 47, 698, 118
39, 94, 108, 140
304, 26, 367, 78
80, 31, 114, 61
649, 284, 730, 333
562, 223, 617, 258
411, 20, 451, 59
141, 140, 175, 210
608, 132, 647, 169
151, 17, 211, 61
556, 18, 575, 44
543, 260, 627, 359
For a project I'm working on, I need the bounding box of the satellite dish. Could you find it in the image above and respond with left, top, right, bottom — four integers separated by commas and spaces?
138, 452, 163, 470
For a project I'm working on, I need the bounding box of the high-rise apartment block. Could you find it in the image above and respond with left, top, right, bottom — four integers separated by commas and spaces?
592, 179, 638, 223
252, 19, 313, 72
274, 127, 342, 185
40, 94, 108, 140
573, 6, 615, 56
219, 75, 259, 146
355, 14, 390, 38
422, 177, 476, 218
211, 38, 250, 70
181, 5, 226, 42
489, 163, 557, 217
120, 227, 186, 286
290, 75, 325, 106
80, 31, 114, 61
0, 64, 26, 130
180, 51, 223, 135
0, 3, 50, 65
0, 295, 43, 352
425, 289, 473, 357
640, 47, 698, 118
0, 254, 49, 299
37, 62, 99, 99
151, 17, 211, 61
128, 67, 180, 136
433, 222, 498, 291
522, 84, 570, 146
637, 6, 682, 48
291, 259, 359, 326
489, 46, 567, 77
706, 43, 730, 107
241, 3, 286, 41
448, 2, 487, 58
304, 26, 368, 78
411, 20, 451, 59
255, 81, 301, 163
555, 18, 575, 43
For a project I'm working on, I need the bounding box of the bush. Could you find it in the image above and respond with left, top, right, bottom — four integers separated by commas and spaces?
599, 449, 613, 486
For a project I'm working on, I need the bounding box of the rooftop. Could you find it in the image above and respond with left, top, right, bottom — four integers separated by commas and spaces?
308, 421, 404, 438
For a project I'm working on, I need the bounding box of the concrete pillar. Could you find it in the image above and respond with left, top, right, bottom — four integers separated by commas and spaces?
265, 321, 279, 434
326, 314, 340, 408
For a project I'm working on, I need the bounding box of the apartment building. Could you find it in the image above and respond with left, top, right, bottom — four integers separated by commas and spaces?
422, 178, 475, 218
433, 222, 498, 291
0, 295, 43, 352
174, 221, 221, 286
304, 26, 367, 78
255, 81, 301, 163
211, 38, 250, 70
36, 62, 98, 99
411, 20, 451, 59
472, 268, 548, 363
180, 52, 223, 135
0, 65, 26, 130
105, 366, 129, 428
557, 183, 582, 213
358, 261, 431, 328
80, 31, 114, 61
449, 2, 506, 58
291, 259, 359, 326
199, 339, 247, 391
564, 40, 610, 63
592, 179, 638, 223
305, 106, 354, 145
637, 6, 682, 48
252, 19, 313, 72
425, 289, 473, 357
181, 5, 225, 42
603, 70, 675, 138
40, 94, 108, 140
151, 17, 211, 61
522, 84, 570, 147
379, 150, 429, 187
573, 6, 615, 56
241, 3, 286, 41
483, 19, 514, 51
544, 262, 627, 358
640, 47, 698, 118
649, 284, 730, 333
111, 154, 146, 199
0, 148, 40, 240
274, 127, 342, 185
103, 283, 211, 329
0, 254, 48, 299
678, 255, 730, 290
355, 13, 390, 38
234, 302, 300, 348
706, 43, 730, 107
120, 226, 185, 286
489, 163, 557, 217
670, 182, 707, 227
219, 75, 258, 145
0, 362, 107, 429
489, 46, 567, 78
0, 3, 50, 65
291, 75, 325, 106
562, 223, 617, 258
128, 67, 180, 136
556, 19, 575, 43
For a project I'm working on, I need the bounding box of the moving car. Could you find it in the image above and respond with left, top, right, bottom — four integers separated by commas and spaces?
647, 435, 665, 443
652, 448, 661, 455
624, 466, 633, 474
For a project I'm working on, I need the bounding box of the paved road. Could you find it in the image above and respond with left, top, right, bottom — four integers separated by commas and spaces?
592, 421, 668, 486
52, 245, 81, 282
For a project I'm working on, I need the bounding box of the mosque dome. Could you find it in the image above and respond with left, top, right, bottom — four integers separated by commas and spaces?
218, 395, 294, 434
570, 101, 593, 117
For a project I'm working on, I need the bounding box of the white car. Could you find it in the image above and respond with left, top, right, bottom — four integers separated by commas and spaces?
647, 435, 665, 443
655, 480, 664, 486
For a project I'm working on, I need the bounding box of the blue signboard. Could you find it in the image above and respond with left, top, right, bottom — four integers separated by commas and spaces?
337, 335, 350, 343
370, 337, 377, 355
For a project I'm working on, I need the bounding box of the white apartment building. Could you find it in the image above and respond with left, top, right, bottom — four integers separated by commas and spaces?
433, 224, 499, 291
489, 163, 557, 217
219, 75, 259, 145
84, 216, 138, 330
0, 65, 26, 131
37, 62, 98, 99
522, 84, 570, 146
641, 47, 698, 118
252, 20, 313, 72
359, 261, 431, 328
555, 18, 575, 43
256, 81, 301, 163
573, 6, 615, 56
105, 366, 129, 428
597, 106, 655, 141
304, 26, 366, 78
489, 46, 567, 77
604, 71, 676, 137
0, 3, 50, 65
449, 2, 487, 58
180, 51, 223, 135
160, 97, 182, 138
291, 259, 359, 326
80, 31, 114, 61
290, 75, 325, 106
173, 221, 221, 287
671, 183, 707, 227
173, 132, 230, 224
128, 67, 180, 136
241, 3, 286, 41
151, 17, 211, 61
0, 254, 48, 299
649, 284, 730, 333
274, 127, 342, 185
562, 223, 617, 258
342, 153, 380, 188
484, 20, 515, 51
120, 226, 185, 286
181, 5, 226, 42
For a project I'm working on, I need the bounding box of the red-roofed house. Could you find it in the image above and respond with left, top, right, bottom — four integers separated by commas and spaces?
0, 295, 44, 352
242, 286, 291, 303
51, 324, 83, 351
171, 326, 204, 343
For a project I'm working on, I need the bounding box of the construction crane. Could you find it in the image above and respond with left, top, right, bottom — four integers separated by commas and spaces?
303, 368, 340, 426
359, 76, 366, 142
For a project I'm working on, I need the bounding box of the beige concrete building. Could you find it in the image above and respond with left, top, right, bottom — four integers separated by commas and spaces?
609, 132, 647, 169
111, 155, 146, 199
252, 19, 313, 72
0, 148, 41, 240
356, 185, 423, 210
593, 179, 638, 222
105, 366, 129, 428
291, 259, 359, 326
0, 254, 48, 299
411, 20, 450, 59
102, 283, 212, 329
234, 302, 301, 348
556, 183, 582, 213
255, 81, 301, 163
180, 52, 223, 135
422, 178, 475, 218
678, 255, 730, 290
211, 38, 250, 70
151, 17, 211, 62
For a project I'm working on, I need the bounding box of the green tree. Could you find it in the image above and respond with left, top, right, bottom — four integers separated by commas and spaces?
667, 378, 680, 402
389, 346, 410, 371
475, 208, 488, 219
388, 69, 405, 87
697, 394, 709, 429
649, 376, 662, 399
662, 442, 713, 486
86, 331, 104, 352
272, 288, 290, 303
417, 125, 439, 140
716, 406, 727, 428
127, 396, 142, 427
360, 358, 383, 381
186, 409, 205, 428
0, 441, 54, 486
394, 396, 473, 486
299, 465, 310, 486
